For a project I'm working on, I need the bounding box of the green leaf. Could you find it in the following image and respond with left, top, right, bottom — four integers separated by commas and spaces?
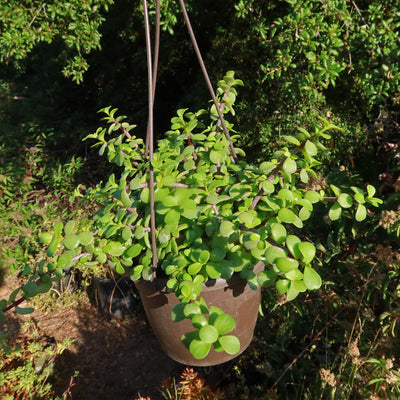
276, 257, 299, 273
48, 240, 60, 258
103, 241, 124, 256
121, 189, 131, 208
140, 187, 150, 203
278, 208, 296, 224
162, 196, 179, 207
300, 169, 309, 183
135, 225, 145, 239
37, 279, 52, 294
277, 188, 294, 201
304, 266, 322, 290
166, 278, 178, 291
276, 279, 290, 294
79, 231, 94, 246
171, 304, 186, 322
367, 185, 376, 198
286, 283, 300, 301
15, 306, 35, 315
210, 247, 226, 262
330, 184, 341, 197
282, 135, 300, 146
354, 193, 365, 204
125, 243, 143, 258
130, 177, 142, 190
161, 175, 176, 186
286, 235, 301, 258
105, 224, 119, 238
271, 223, 287, 244
39, 232, 52, 245
329, 203, 342, 220
299, 207, 311, 221
54, 221, 64, 237
219, 221, 234, 237
298, 242, 316, 263
121, 226, 131, 241
165, 209, 180, 225
191, 314, 208, 329
184, 303, 201, 318
257, 270, 277, 287
260, 180, 275, 194
293, 280, 307, 292
158, 228, 170, 244
199, 325, 219, 344
282, 158, 297, 174
355, 203, 367, 221
116, 260, 125, 274
304, 140, 317, 156
64, 220, 75, 235
210, 149, 226, 164
218, 335, 240, 355
184, 159, 195, 170
337, 193, 353, 208
189, 339, 212, 359
285, 269, 303, 281
58, 253, 72, 269
265, 246, 286, 264
205, 263, 221, 279
188, 262, 202, 275
304, 191, 320, 203
22, 281, 38, 298
64, 234, 80, 250
238, 211, 255, 226
97, 252, 107, 263
213, 313, 235, 335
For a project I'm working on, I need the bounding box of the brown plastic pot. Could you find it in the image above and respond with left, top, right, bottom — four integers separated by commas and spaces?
135, 271, 261, 366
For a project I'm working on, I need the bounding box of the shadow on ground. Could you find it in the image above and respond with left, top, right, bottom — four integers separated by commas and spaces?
51, 287, 182, 400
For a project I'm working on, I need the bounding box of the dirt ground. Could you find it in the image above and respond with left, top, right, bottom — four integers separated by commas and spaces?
0, 275, 191, 400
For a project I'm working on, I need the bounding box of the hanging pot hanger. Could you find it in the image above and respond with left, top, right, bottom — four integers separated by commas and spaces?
141, 0, 237, 274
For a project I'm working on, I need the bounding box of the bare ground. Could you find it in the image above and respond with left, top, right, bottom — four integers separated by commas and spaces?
0, 275, 186, 400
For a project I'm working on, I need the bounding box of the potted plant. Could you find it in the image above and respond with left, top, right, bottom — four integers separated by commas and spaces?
30, 71, 381, 366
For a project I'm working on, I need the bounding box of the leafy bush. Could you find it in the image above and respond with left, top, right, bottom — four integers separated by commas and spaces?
0, 322, 73, 399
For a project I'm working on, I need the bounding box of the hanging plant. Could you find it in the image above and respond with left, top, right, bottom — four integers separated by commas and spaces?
18, 70, 380, 361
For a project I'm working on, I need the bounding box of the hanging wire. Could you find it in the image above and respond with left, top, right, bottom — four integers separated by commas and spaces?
142, 0, 236, 275
145, 0, 161, 158
177, 0, 238, 163
142, 0, 158, 270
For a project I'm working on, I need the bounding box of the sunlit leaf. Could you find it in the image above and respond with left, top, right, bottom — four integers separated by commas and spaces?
219, 335, 240, 355
304, 266, 322, 290
213, 313, 236, 335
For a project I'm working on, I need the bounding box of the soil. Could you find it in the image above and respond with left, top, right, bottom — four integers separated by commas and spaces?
0, 275, 194, 400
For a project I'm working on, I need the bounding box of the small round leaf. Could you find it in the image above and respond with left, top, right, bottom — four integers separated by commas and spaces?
282, 158, 297, 175
199, 325, 219, 344
355, 203, 367, 221
213, 313, 235, 335
304, 265, 322, 290
298, 242, 316, 264
276, 257, 299, 273
218, 335, 240, 355
58, 253, 72, 269
64, 234, 80, 250
189, 339, 212, 360
79, 231, 94, 246
278, 208, 297, 224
